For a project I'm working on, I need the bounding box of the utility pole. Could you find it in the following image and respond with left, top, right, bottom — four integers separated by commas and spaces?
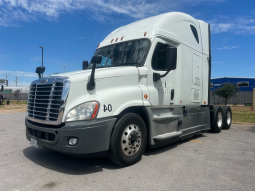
6, 74, 8, 86
15, 77, 18, 87
39, 46, 43, 77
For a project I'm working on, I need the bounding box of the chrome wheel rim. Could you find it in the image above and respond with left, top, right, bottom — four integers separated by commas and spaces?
121, 124, 142, 157
227, 111, 231, 125
217, 112, 223, 127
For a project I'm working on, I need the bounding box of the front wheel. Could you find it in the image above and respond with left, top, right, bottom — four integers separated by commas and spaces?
108, 113, 147, 167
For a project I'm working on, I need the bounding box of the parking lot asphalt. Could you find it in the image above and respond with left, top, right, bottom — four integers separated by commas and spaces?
0, 112, 255, 191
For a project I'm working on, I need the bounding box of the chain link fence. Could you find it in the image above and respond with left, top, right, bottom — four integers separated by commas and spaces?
1, 92, 28, 101
210, 91, 253, 105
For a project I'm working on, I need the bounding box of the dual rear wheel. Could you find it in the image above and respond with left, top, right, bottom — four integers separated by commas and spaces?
211, 106, 232, 133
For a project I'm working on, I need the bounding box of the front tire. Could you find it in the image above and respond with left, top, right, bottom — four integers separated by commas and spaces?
108, 113, 147, 167
211, 106, 223, 133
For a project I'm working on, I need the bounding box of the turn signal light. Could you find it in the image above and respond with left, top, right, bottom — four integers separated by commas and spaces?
91, 102, 99, 119
144, 94, 148, 99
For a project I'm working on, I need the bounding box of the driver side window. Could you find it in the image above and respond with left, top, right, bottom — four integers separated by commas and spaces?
152, 42, 169, 71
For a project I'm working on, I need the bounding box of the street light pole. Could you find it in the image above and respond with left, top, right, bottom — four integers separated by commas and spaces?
39, 46, 43, 77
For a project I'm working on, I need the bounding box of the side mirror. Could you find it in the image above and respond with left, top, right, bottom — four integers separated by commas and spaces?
83, 61, 88, 70
36, 66, 45, 79
153, 47, 177, 82
87, 55, 102, 91
165, 47, 177, 70
91, 55, 102, 65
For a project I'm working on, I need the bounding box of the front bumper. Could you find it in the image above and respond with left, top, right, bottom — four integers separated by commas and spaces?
25, 117, 117, 157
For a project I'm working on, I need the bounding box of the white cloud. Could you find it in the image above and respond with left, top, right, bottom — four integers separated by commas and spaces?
216, 46, 241, 50
212, 61, 223, 64
211, 23, 233, 33
0, 70, 37, 77
0, 0, 226, 27
0, 0, 164, 26
210, 17, 255, 35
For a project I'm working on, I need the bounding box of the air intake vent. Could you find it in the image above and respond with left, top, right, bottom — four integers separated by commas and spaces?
27, 82, 63, 121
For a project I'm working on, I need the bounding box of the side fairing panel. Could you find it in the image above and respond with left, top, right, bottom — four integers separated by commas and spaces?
191, 53, 202, 103
198, 20, 210, 104
192, 53, 202, 87
198, 20, 209, 56
179, 44, 203, 106
202, 55, 209, 104
145, 106, 211, 146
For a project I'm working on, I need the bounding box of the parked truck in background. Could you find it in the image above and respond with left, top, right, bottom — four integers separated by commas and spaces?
26, 12, 232, 167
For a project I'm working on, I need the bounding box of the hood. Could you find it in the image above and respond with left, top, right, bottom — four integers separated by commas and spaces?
52, 66, 139, 82
62, 66, 142, 120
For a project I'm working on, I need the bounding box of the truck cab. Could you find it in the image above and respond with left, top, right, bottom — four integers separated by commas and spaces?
26, 12, 232, 166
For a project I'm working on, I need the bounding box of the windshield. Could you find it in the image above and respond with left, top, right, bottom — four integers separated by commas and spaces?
88, 39, 150, 69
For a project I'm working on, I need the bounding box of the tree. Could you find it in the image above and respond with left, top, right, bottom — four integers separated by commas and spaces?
215, 83, 240, 105
13, 89, 21, 100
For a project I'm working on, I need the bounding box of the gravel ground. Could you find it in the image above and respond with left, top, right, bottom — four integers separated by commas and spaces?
0, 112, 255, 191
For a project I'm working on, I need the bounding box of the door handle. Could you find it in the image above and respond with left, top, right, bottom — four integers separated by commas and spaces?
171, 89, 174, 100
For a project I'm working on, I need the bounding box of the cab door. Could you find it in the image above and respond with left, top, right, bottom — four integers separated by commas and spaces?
146, 38, 178, 106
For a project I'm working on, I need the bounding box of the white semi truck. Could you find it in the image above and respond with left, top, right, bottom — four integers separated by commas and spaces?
26, 12, 232, 166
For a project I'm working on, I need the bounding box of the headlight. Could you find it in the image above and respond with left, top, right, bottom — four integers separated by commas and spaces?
65, 101, 99, 122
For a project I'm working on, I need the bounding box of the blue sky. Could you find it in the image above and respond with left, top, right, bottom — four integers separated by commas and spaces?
0, 0, 254, 86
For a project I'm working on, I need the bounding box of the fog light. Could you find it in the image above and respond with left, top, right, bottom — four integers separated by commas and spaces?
69, 138, 78, 146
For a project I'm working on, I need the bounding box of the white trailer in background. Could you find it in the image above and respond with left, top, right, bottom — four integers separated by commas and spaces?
26, 12, 232, 166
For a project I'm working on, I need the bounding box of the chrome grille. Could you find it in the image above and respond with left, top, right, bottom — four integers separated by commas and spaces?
27, 82, 64, 121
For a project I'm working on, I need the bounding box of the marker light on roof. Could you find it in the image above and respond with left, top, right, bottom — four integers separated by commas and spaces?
121, 36, 124, 40
144, 32, 147, 36
97, 44, 100, 48
111, 39, 114, 43
115, 38, 118, 42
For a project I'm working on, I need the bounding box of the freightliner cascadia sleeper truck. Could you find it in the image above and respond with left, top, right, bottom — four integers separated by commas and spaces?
26, 12, 232, 167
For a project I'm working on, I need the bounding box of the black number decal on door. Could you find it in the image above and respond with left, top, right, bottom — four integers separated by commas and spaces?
104, 104, 112, 112
104, 105, 108, 112
108, 104, 112, 112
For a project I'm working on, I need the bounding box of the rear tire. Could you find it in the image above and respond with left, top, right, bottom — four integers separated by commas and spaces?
108, 113, 147, 167
211, 106, 223, 133
222, 106, 232, 129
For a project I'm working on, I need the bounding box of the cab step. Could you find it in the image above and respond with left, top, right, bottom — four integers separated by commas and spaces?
153, 131, 182, 142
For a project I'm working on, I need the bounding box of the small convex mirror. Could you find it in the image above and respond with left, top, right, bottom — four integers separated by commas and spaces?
35, 66, 45, 74
35, 66, 45, 79
165, 47, 177, 70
